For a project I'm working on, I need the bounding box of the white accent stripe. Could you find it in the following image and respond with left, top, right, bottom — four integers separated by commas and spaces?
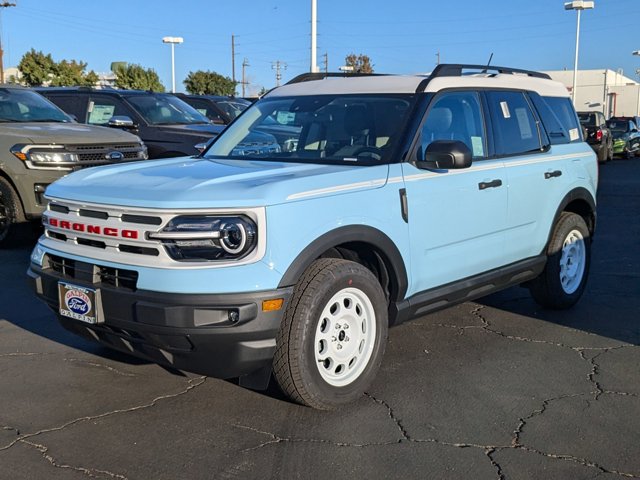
287, 178, 387, 200
503, 152, 584, 167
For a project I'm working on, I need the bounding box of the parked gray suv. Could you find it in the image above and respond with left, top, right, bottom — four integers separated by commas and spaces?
0, 85, 147, 247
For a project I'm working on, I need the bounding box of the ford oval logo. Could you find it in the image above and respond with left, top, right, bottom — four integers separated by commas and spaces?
107, 151, 124, 161
64, 289, 91, 315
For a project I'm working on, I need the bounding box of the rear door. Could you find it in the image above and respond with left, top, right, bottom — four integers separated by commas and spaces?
402, 90, 508, 294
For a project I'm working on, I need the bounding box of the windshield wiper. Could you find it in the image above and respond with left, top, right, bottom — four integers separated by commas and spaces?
27, 118, 69, 123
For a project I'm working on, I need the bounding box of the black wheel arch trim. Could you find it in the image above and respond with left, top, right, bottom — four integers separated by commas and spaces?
277, 225, 408, 302
548, 187, 597, 246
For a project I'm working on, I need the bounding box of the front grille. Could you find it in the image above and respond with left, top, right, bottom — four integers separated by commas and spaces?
46, 254, 139, 291
66, 143, 145, 166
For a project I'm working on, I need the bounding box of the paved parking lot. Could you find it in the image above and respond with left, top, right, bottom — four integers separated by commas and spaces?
1, 159, 639, 480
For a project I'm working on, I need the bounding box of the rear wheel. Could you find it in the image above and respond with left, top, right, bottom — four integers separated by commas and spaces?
529, 212, 591, 309
0, 177, 25, 248
273, 258, 388, 410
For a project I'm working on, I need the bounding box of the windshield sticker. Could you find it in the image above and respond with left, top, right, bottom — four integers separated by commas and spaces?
569, 128, 579, 141
471, 136, 484, 157
515, 108, 533, 140
500, 101, 511, 119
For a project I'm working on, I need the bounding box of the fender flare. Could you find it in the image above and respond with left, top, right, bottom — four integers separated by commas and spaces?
277, 225, 408, 302
546, 187, 597, 247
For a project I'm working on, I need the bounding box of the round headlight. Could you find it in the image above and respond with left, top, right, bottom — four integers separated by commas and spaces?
220, 221, 248, 254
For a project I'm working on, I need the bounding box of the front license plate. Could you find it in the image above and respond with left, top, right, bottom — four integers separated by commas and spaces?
58, 282, 102, 324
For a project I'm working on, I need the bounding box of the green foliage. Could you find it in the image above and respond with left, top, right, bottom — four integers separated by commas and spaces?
345, 53, 374, 74
183, 70, 236, 96
113, 64, 165, 92
17, 49, 99, 87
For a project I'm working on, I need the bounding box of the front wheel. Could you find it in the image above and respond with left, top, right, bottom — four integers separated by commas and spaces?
273, 258, 388, 410
0, 177, 26, 248
528, 212, 591, 309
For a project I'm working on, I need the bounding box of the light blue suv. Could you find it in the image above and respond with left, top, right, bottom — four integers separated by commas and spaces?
28, 64, 598, 409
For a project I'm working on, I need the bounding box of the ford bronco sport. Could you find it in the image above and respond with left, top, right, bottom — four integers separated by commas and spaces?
0, 85, 147, 247
28, 65, 597, 409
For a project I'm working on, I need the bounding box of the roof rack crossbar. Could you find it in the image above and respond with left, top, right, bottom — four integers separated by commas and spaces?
430, 64, 551, 80
285, 72, 388, 85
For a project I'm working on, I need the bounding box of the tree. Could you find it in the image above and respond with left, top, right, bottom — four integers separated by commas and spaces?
18, 49, 56, 86
344, 53, 374, 74
113, 63, 164, 91
18, 49, 98, 87
183, 70, 236, 96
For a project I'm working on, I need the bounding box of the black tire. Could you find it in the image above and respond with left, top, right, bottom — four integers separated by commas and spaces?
529, 212, 591, 309
273, 258, 388, 410
0, 177, 26, 248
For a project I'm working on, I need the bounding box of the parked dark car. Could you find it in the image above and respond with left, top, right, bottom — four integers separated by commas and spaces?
577, 111, 613, 163
176, 94, 250, 125
36, 88, 223, 159
606, 116, 640, 159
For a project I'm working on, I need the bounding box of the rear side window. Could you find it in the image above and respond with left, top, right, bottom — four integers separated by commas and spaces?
486, 91, 541, 156
529, 92, 569, 145
543, 96, 581, 143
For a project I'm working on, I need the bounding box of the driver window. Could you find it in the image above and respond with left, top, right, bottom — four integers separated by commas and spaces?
420, 91, 486, 160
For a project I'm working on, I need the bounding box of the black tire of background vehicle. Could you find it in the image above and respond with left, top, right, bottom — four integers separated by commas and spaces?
0, 177, 26, 248
528, 212, 591, 309
273, 258, 388, 410
607, 139, 614, 162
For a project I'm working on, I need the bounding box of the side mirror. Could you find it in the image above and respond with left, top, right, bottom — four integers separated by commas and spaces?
108, 115, 136, 129
194, 138, 214, 155
416, 140, 472, 170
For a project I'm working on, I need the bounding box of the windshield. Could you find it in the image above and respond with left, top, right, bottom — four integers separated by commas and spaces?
205, 94, 414, 165
126, 94, 210, 125
0, 88, 71, 123
578, 113, 596, 126
607, 120, 630, 135
216, 99, 250, 120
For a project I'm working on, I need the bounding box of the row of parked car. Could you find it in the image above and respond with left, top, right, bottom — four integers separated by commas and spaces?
578, 110, 640, 162
0, 84, 254, 246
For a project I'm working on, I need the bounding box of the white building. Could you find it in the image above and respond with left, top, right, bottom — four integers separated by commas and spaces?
543, 69, 640, 118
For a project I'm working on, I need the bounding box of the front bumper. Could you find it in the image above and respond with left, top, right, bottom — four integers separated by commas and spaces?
27, 261, 292, 379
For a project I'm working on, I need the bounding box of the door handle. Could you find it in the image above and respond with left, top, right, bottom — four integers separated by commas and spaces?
478, 179, 503, 190
544, 170, 562, 179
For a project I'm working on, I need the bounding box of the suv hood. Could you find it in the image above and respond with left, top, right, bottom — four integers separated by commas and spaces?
1, 122, 140, 144
45, 157, 390, 209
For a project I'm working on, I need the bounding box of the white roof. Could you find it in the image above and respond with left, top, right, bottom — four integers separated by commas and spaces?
266, 72, 570, 98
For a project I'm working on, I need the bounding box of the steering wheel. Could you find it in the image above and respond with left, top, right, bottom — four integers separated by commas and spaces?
350, 146, 382, 161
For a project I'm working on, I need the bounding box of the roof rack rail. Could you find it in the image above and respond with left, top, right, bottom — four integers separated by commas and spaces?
285, 72, 388, 85
430, 63, 551, 80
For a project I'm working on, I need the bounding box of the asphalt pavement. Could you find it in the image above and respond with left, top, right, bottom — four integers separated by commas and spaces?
1, 159, 639, 480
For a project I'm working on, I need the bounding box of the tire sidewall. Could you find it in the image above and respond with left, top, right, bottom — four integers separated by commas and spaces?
545, 214, 591, 307
0, 181, 18, 244
296, 263, 388, 406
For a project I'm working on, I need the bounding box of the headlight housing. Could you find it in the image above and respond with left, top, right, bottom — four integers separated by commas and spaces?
28, 151, 80, 164
148, 215, 258, 262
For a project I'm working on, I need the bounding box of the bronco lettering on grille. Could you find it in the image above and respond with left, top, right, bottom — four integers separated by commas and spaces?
48, 218, 139, 240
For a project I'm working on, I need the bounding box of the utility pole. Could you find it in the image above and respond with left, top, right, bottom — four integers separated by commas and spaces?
310, 0, 319, 72
323, 52, 328, 73
272, 60, 287, 87
241, 57, 249, 97
231, 34, 236, 89
0, 2, 16, 83
436, 51, 440, 66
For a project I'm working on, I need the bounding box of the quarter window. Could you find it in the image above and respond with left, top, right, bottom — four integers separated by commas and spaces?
487, 91, 541, 156
420, 91, 486, 159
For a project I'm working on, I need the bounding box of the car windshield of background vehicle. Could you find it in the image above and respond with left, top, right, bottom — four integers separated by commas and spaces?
205, 94, 414, 165
607, 120, 630, 134
216, 100, 250, 120
0, 88, 71, 123
126, 95, 210, 125
578, 113, 597, 126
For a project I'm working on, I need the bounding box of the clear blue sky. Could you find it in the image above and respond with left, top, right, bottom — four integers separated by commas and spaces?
1, 0, 639, 94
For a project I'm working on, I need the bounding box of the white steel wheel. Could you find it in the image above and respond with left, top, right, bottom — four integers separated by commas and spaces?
559, 229, 586, 294
314, 287, 376, 387
273, 258, 388, 410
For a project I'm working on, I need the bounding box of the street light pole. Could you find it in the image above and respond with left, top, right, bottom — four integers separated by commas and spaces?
162, 36, 184, 93
565, 1, 594, 106
310, 0, 319, 73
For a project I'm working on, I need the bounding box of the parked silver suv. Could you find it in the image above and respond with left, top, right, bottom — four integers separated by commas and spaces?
0, 85, 147, 247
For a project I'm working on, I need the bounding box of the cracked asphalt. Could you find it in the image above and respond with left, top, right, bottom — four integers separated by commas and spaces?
1, 159, 639, 480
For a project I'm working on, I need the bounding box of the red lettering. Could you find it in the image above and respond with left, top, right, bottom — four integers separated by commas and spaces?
72, 223, 85, 232
104, 227, 118, 237
87, 225, 101, 235
122, 230, 138, 239
60, 221, 71, 230
49, 218, 59, 227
